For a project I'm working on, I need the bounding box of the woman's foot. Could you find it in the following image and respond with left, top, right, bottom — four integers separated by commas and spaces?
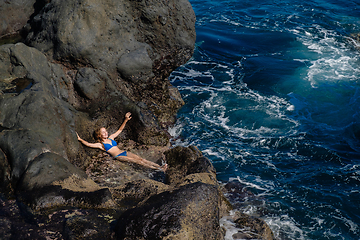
160, 163, 168, 172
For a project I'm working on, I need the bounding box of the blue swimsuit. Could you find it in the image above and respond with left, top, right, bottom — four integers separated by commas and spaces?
102, 139, 127, 157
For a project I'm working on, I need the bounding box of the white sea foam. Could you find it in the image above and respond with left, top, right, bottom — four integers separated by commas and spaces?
220, 211, 270, 240
286, 104, 295, 111
173, 61, 300, 139
202, 148, 227, 161
347, 36, 360, 48
168, 121, 183, 138
294, 26, 360, 87
236, 176, 267, 191
265, 214, 306, 240
220, 215, 240, 240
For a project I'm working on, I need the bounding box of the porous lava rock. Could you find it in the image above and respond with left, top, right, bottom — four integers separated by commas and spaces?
233, 212, 275, 240
164, 145, 217, 186
0, 0, 37, 41
0, 43, 79, 187
25, 0, 195, 78
115, 182, 223, 240
25, 0, 194, 126
16, 152, 115, 211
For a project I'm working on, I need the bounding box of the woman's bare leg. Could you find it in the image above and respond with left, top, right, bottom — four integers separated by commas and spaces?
127, 152, 162, 168
116, 153, 167, 172
128, 152, 168, 171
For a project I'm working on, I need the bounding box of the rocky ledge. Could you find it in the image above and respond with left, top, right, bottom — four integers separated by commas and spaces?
0, 0, 274, 239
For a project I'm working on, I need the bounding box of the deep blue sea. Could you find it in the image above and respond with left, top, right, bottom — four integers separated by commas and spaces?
169, 0, 360, 239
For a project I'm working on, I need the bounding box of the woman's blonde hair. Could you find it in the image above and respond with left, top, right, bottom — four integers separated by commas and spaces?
93, 127, 104, 142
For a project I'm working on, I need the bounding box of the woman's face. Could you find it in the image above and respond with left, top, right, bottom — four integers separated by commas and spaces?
99, 128, 108, 140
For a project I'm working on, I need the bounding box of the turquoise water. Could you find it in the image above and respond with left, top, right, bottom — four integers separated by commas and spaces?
169, 0, 360, 239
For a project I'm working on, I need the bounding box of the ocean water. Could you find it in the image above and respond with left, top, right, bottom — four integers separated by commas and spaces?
169, 0, 360, 239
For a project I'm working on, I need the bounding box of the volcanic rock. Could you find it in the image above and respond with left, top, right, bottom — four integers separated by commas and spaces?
164, 145, 217, 185
233, 211, 275, 240
0, 0, 37, 42
115, 182, 223, 240
25, 0, 194, 126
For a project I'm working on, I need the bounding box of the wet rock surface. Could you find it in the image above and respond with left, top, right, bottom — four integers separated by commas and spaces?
232, 211, 275, 240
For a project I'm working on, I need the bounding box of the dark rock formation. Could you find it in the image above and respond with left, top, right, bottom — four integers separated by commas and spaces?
0, 43, 79, 185
17, 152, 89, 192
74, 68, 106, 100
64, 211, 114, 240
0, 0, 276, 239
233, 212, 275, 240
112, 146, 231, 240
111, 178, 170, 210
164, 145, 215, 184
25, 0, 194, 126
0, 198, 116, 239
0, 149, 12, 197
0, 0, 36, 42
26, 0, 195, 77
16, 152, 115, 211
115, 182, 223, 240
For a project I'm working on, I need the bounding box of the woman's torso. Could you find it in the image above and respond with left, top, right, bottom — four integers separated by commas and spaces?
102, 138, 124, 156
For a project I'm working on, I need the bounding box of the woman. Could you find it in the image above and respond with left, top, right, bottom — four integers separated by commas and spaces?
77, 112, 168, 172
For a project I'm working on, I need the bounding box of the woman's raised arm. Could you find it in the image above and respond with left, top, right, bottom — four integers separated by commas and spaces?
108, 112, 132, 140
77, 132, 104, 150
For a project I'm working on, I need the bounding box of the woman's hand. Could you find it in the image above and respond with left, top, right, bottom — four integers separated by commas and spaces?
125, 112, 132, 121
76, 132, 81, 141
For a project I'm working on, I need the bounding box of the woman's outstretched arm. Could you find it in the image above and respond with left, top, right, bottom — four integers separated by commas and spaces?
108, 112, 132, 140
77, 132, 104, 150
